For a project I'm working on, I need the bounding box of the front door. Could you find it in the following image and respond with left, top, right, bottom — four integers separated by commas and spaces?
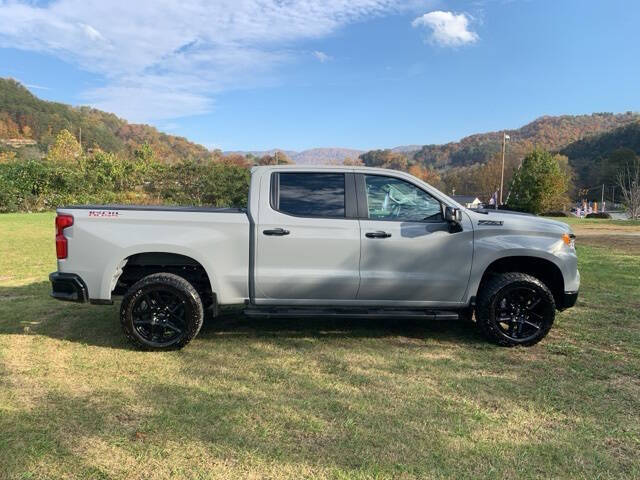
357, 173, 473, 305
254, 171, 361, 304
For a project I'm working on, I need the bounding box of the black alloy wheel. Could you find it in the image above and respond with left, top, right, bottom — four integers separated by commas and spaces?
476, 272, 555, 347
131, 288, 187, 346
494, 285, 548, 342
121, 273, 204, 350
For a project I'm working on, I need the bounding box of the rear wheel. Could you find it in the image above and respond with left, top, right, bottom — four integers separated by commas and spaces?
120, 273, 203, 350
476, 272, 555, 347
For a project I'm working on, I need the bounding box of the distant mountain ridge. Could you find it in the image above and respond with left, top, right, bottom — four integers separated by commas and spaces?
226, 114, 639, 167
224, 147, 364, 164
2, 78, 637, 171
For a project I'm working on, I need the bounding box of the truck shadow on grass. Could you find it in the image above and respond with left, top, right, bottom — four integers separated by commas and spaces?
201, 312, 484, 346
0, 281, 485, 349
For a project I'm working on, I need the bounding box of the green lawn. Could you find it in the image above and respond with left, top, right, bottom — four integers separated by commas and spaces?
545, 215, 640, 228
1, 212, 639, 479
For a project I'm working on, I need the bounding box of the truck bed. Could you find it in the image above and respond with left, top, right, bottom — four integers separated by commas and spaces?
55, 205, 251, 304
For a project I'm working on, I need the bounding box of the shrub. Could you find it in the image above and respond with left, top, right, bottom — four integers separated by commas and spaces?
0, 154, 251, 212
586, 212, 611, 219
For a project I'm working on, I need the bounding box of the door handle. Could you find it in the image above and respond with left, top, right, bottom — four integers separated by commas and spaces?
365, 231, 392, 239
263, 228, 290, 236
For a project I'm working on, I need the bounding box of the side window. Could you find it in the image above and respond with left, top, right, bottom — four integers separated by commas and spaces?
364, 175, 443, 222
276, 173, 346, 218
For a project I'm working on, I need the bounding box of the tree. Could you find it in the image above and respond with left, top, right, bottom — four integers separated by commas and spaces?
46, 129, 82, 163
603, 148, 637, 185
342, 157, 363, 166
133, 142, 154, 163
408, 164, 443, 189
440, 154, 517, 201
507, 150, 572, 214
359, 149, 408, 171
475, 155, 503, 201
219, 153, 251, 168
258, 151, 293, 165
617, 156, 640, 219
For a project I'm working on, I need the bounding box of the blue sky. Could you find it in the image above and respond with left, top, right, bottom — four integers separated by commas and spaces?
1, 0, 639, 151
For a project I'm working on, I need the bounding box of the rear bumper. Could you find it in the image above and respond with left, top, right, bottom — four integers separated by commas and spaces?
49, 272, 88, 303
558, 290, 579, 310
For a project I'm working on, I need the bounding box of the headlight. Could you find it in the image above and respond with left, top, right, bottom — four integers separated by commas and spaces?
562, 233, 576, 249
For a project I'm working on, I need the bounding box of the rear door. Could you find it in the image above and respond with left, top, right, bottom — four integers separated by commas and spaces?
254, 171, 361, 304
357, 173, 473, 305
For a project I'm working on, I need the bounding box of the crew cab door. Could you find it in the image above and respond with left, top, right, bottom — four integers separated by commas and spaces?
254, 171, 361, 304
356, 173, 473, 305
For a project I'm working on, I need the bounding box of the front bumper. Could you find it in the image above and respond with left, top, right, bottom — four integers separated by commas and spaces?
49, 272, 88, 303
558, 290, 579, 310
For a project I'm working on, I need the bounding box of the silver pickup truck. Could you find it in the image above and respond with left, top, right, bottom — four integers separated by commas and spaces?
50, 165, 579, 350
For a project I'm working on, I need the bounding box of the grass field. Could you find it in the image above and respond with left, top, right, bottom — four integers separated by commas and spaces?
1, 212, 639, 479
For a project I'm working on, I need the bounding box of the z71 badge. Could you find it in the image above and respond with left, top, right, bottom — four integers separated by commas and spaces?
478, 220, 503, 226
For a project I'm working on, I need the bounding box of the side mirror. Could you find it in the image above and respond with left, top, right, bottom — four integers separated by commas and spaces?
444, 206, 463, 233
444, 206, 462, 223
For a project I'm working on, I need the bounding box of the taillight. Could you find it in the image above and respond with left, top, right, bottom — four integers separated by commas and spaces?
55, 214, 74, 259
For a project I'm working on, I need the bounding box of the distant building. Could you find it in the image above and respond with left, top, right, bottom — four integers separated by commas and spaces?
452, 195, 483, 209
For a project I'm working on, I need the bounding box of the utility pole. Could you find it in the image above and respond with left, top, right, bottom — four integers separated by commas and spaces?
499, 132, 510, 205
601, 184, 605, 205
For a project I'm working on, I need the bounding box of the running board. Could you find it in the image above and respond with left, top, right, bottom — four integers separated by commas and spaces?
243, 307, 460, 321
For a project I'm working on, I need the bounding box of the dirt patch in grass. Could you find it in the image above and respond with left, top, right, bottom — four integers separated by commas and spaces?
577, 234, 640, 254
561, 220, 640, 254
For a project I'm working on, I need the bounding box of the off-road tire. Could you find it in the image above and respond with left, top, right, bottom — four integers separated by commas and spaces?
120, 272, 204, 350
476, 272, 555, 347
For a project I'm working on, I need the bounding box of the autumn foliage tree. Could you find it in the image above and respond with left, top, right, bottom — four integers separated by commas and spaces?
441, 154, 517, 201
342, 157, 363, 166
408, 165, 443, 189
258, 151, 293, 165
359, 149, 408, 171
46, 129, 82, 164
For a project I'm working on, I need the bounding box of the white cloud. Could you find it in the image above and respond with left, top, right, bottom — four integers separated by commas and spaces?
412, 11, 478, 47
312, 50, 332, 63
0, 0, 411, 122
80, 23, 104, 41
25, 83, 51, 90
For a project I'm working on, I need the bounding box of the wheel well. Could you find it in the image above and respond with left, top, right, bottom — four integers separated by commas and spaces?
478, 256, 564, 307
113, 252, 214, 308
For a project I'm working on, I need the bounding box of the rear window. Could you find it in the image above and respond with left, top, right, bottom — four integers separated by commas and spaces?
276, 173, 345, 218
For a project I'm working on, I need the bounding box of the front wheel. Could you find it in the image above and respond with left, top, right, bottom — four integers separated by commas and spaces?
476, 272, 555, 347
120, 273, 204, 350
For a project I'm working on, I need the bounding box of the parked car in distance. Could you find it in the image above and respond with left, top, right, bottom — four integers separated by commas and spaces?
50, 165, 579, 350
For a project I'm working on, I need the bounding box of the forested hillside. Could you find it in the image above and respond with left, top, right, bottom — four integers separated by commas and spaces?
408, 112, 639, 170
560, 121, 640, 188
0, 78, 210, 163
356, 113, 639, 199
